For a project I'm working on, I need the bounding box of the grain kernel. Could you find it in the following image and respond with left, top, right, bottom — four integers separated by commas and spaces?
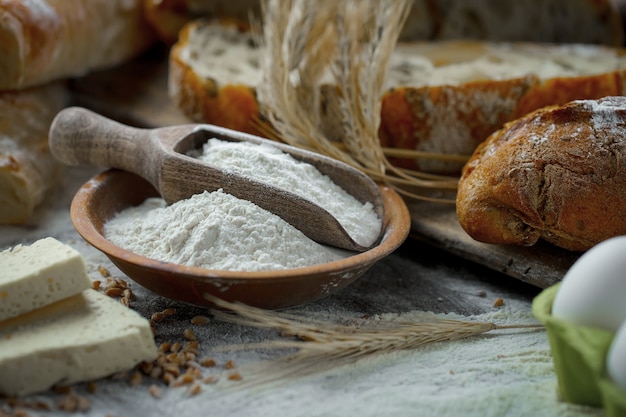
225, 360, 236, 369
203, 375, 219, 384
190, 315, 210, 325
199, 357, 216, 367
183, 328, 197, 341
493, 298, 504, 307
162, 308, 176, 317
227, 372, 242, 381
149, 385, 163, 399
105, 287, 123, 298
188, 383, 202, 396
129, 371, 142, 387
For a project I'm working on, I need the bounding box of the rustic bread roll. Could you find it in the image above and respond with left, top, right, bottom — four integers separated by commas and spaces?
0, 82, 68, 224
147, 0, 623, 45
0, 0, 155, 90
169, 19, 626, 173
456, 96, 626, 252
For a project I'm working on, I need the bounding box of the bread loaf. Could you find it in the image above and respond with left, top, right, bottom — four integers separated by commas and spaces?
147, 0, 623, 45
0, 0, 155, 90
456, 96, 626, 252
0, 82, 68, 224
169, 19, 626, 173
380, 41, 626, 173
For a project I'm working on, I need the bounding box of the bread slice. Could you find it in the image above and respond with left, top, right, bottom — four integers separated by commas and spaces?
0, 82, 69, 224
0, 289, 157, 396
148, 0, 624, 45
0, 0, 155, 90
0, 237, 92, 322
168, 19, 265, 137
380, 41, 626, 173
456, 96, 626, 252
169, 19, 626, 173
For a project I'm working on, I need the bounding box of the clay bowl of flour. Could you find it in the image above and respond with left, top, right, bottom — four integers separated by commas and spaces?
71, 169, 410, 309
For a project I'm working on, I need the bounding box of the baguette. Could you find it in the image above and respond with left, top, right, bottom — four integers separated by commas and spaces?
0, 0, 155, 90
0, 82, 68, 224
169, 19, 626, 173
456, 96, 626, 252
147, 0, 623, 45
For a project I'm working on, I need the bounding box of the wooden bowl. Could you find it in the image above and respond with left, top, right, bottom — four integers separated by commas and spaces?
71, 169, 411, 309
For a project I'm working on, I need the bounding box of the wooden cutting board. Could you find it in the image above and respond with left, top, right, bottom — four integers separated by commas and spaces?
69, 46, 579, 289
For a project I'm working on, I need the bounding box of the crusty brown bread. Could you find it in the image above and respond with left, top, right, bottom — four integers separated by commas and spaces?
0, 0, 155, 90
456, 96, 626, 252
0, 82, 69, 224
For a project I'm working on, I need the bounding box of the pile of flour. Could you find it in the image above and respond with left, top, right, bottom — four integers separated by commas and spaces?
104, 190, 349, 271
190, 137, 382, 247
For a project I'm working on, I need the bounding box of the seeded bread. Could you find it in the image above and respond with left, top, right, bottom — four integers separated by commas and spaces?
147, 0, 623, 45
169, 19, 626, 173
0, 82, 69, 224
0, 0, 155, 90
456, 97, 626, 252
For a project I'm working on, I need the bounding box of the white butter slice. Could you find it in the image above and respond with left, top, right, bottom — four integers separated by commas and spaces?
0, 289, 158, 396
0, 237, 92, 321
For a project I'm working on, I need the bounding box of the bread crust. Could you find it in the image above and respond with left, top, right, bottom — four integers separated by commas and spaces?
0, 0, 155, 90
456, 97, 626, 252
0, 82, 68, 224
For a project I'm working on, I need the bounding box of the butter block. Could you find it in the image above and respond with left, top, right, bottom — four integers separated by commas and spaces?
0, 289, 158, 396
0, 237, 92, 321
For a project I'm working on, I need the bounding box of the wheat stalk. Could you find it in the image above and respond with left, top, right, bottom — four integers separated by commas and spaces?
255, 0, 460, 203
205, 295, 544, 387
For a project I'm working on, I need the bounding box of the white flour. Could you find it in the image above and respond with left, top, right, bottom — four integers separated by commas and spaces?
190, 137, 382, 247
104, 189, 349, 271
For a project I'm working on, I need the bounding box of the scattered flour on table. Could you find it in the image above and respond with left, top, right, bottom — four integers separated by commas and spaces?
182, 306, 602, 417
104, 189, 349, 271
189, 137, 382, 247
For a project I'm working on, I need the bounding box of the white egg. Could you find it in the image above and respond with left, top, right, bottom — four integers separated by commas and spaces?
607, 318, 626, 390
551, 236, 626, 332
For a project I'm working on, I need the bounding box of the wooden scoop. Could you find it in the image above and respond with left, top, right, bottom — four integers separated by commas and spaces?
49, 107, 384, 252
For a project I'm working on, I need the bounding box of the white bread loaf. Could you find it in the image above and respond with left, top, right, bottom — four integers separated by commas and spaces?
148, 0, 624, 45
169, 19, 626, 173
0, 0, 155, 90
0, 82, 69, 224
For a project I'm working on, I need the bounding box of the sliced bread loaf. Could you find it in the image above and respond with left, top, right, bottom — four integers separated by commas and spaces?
169, 19, 626, 173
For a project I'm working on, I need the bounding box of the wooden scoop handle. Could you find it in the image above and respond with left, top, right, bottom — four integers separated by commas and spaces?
49, 107, 159, 182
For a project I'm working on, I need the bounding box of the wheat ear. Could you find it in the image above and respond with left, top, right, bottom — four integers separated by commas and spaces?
256, 0, 459, 203
205, 295, 544, 387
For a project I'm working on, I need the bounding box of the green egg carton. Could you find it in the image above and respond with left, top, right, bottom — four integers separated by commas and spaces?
532, 284, 626, 417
